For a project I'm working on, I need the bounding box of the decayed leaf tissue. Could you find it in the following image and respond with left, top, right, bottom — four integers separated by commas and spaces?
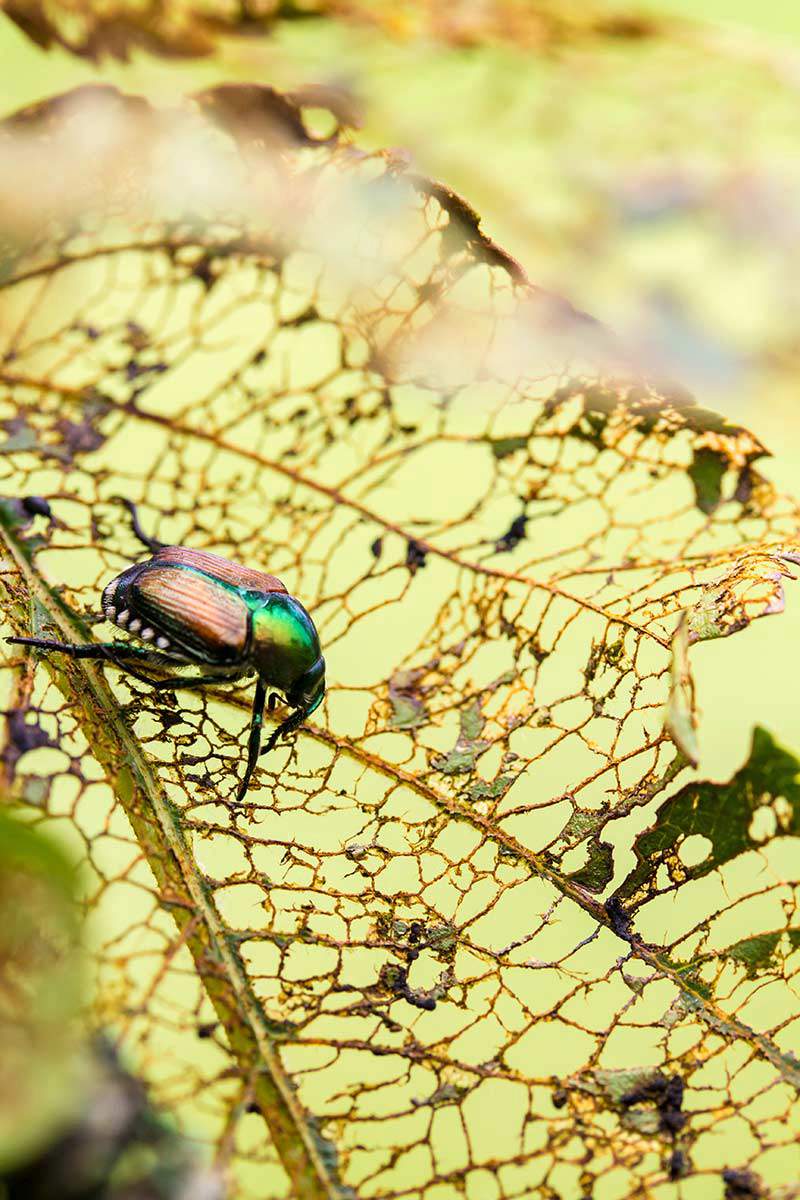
1, 7, 800, 1200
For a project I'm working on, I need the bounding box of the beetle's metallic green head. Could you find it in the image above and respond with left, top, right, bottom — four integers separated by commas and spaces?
287, 654, 325, 716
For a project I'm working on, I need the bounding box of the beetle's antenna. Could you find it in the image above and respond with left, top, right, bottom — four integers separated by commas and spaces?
116, 498, 166, 554
260, 707, 306, 758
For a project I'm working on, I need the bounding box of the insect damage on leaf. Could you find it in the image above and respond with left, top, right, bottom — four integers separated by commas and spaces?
388, 667, 428, 730
1, 82, 800, 1200
617, 726, 800, 910
665, 547, 800, 761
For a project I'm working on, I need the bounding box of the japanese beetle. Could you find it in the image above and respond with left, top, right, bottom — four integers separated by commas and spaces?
7, 503, 325, 803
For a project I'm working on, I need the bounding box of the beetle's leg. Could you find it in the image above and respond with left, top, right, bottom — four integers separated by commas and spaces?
6, 636, 223, 690
148, 669, 243, 692
117, 498, 166, 554
267, 691, 279, 713
7, 636, 189, 687
260, 705, 307, 758
7, 636, 158, 661
236, 676, 267, 804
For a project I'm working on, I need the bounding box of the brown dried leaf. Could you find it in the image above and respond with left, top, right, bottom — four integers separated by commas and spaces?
0, 0, 665, 62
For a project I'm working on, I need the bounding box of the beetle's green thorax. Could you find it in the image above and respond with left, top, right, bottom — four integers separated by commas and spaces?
249, 592, 322, 697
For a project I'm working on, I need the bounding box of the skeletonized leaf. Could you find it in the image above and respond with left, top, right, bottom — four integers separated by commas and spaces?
1, 84, 800, 1199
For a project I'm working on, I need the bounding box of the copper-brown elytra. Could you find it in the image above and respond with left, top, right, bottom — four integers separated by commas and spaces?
8, 502, 325, 803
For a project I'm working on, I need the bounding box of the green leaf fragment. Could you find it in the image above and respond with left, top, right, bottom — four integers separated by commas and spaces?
688, 446, 727, 514
620, 726, 800, 910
